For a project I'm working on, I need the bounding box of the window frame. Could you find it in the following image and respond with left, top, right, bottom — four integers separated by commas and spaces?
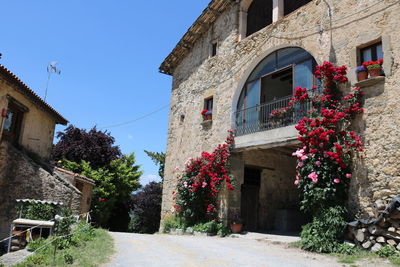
204, 97, 213, 112
210, 41, 218, 57
359, 42, 383, 64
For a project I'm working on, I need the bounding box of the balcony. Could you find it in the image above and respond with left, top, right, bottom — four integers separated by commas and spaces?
234, 95, 312, 136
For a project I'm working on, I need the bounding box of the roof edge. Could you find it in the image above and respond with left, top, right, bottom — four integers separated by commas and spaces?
0, 65, 68, 125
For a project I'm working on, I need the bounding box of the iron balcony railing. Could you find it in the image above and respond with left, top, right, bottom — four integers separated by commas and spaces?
234, 95, 313, 136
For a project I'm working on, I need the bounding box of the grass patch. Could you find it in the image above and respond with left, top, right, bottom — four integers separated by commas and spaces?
14, 225, 113, 267
390, 254, 400, 266
333, 249, 391, 265
288, 241, 302, 248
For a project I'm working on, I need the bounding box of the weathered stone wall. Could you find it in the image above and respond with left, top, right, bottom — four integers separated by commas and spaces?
0, 78, 57, 160
161, 0, 400, 223
0, 142, 81, 240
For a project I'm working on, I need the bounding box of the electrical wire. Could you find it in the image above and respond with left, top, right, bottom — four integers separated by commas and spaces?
98, 104, 169, 130
269, 0, 397, 38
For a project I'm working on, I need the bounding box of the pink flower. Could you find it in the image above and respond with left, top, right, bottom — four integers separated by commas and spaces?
346, 173, 352, 178
298, 162, 304, 167
308, 172, 318, 183
202, 182, 207, 188
333, 178, 340, 184
315, 161, 321, 166
183, 182, 188, 188
301, 155, 308, 161
294, 180, 299, 185
292, 149, 305, 158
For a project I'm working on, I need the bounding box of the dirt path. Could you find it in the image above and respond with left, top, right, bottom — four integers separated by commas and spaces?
105, 232, 359, 267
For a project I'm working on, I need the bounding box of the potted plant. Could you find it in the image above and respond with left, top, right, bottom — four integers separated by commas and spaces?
201, 109, 208, 120
201, 109, 212, 121
362, 59, 383, 78
205, 110, 212, 120
355, 65, 368, 81
229, 212, 243, 233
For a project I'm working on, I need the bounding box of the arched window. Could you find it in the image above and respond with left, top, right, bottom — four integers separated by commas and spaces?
236, 47, 317, 135
284, 0, 312, 16
246, 0, 273, 37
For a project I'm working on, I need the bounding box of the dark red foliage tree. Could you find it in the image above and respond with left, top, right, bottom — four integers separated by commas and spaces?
129, 182, 162, 234
52, 125, 121, 169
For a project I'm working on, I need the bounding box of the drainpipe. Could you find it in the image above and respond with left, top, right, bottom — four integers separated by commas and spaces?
322, 0, 335, 62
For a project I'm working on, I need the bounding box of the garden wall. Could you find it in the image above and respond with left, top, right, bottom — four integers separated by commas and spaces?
0, 142, 81, 240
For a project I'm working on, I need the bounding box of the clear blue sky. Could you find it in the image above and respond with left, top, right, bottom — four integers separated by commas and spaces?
1, 0, 210, 185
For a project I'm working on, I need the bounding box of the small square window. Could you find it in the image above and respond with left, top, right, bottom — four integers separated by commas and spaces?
204, 97, 213, 111
211, 42, 218, 57
360, 42, 383, 64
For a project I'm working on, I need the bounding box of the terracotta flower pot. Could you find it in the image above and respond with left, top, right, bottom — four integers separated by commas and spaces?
230, 223, 243, 233
368, 68, 382, 78
357, 71, 368, 82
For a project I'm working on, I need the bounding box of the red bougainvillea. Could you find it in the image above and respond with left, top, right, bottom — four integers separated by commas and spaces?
174, 130, 235, 225
271, 62, 364, 212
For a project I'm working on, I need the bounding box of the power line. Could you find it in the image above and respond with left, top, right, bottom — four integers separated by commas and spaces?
98, 104, 169, 129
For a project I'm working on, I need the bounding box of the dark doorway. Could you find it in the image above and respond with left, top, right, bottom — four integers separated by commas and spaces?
241, 167, 261, 231
2, 102, 24, 146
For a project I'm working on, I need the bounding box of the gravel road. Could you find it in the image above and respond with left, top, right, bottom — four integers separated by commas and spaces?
105, 232, 347, 267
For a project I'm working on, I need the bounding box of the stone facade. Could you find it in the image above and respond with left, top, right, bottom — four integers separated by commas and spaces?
0, 142, 82, 239
160, 0, 400, 228
54, 167, 95, 215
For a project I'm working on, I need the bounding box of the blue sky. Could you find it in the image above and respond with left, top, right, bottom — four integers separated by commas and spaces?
1, 0, 210, 185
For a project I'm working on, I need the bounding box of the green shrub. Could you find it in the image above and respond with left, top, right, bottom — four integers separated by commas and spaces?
216, 223, 231, 237
300, 206, 347, 253
64, 253, 74, 264
376, 245, 397, 258
163, 215, 187, 233
21, 202, 57, 221
27, 238, 47, 252
193, 221, 218, 234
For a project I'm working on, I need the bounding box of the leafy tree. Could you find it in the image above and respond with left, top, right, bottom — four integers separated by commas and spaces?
144, 150, 165, 180
129, 182, 162, 234
62, 153, 142, 231
53, 125, 121, 169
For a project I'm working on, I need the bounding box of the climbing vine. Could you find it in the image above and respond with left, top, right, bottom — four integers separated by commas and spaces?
270, 62, 364, 252
173, 130, 235, 226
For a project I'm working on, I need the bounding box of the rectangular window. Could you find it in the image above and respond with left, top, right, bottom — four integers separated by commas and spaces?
204, 97, 213, 111
360, 42, 383, 63
211, 42, 218, 57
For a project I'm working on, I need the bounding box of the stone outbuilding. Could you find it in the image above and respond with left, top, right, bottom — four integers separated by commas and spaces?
159, 0, 400, 232
0, 65, 94, 240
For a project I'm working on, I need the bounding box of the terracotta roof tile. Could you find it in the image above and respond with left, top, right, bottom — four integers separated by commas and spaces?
54, 167, 95, 185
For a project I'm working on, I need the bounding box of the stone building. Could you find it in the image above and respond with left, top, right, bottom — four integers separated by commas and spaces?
159, 0, 400, 232
0, 65, 93, 239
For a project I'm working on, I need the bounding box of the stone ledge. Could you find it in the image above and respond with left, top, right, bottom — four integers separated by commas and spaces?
355, 76, 385, 98
201, 119, 212, 129
354, 76, 385, 88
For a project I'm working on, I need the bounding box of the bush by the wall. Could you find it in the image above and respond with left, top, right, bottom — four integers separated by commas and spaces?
300, 206, 348, 253
129, 182, 162, 234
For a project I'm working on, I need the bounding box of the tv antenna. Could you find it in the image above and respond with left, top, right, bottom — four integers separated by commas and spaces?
44, 61, 61, 101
